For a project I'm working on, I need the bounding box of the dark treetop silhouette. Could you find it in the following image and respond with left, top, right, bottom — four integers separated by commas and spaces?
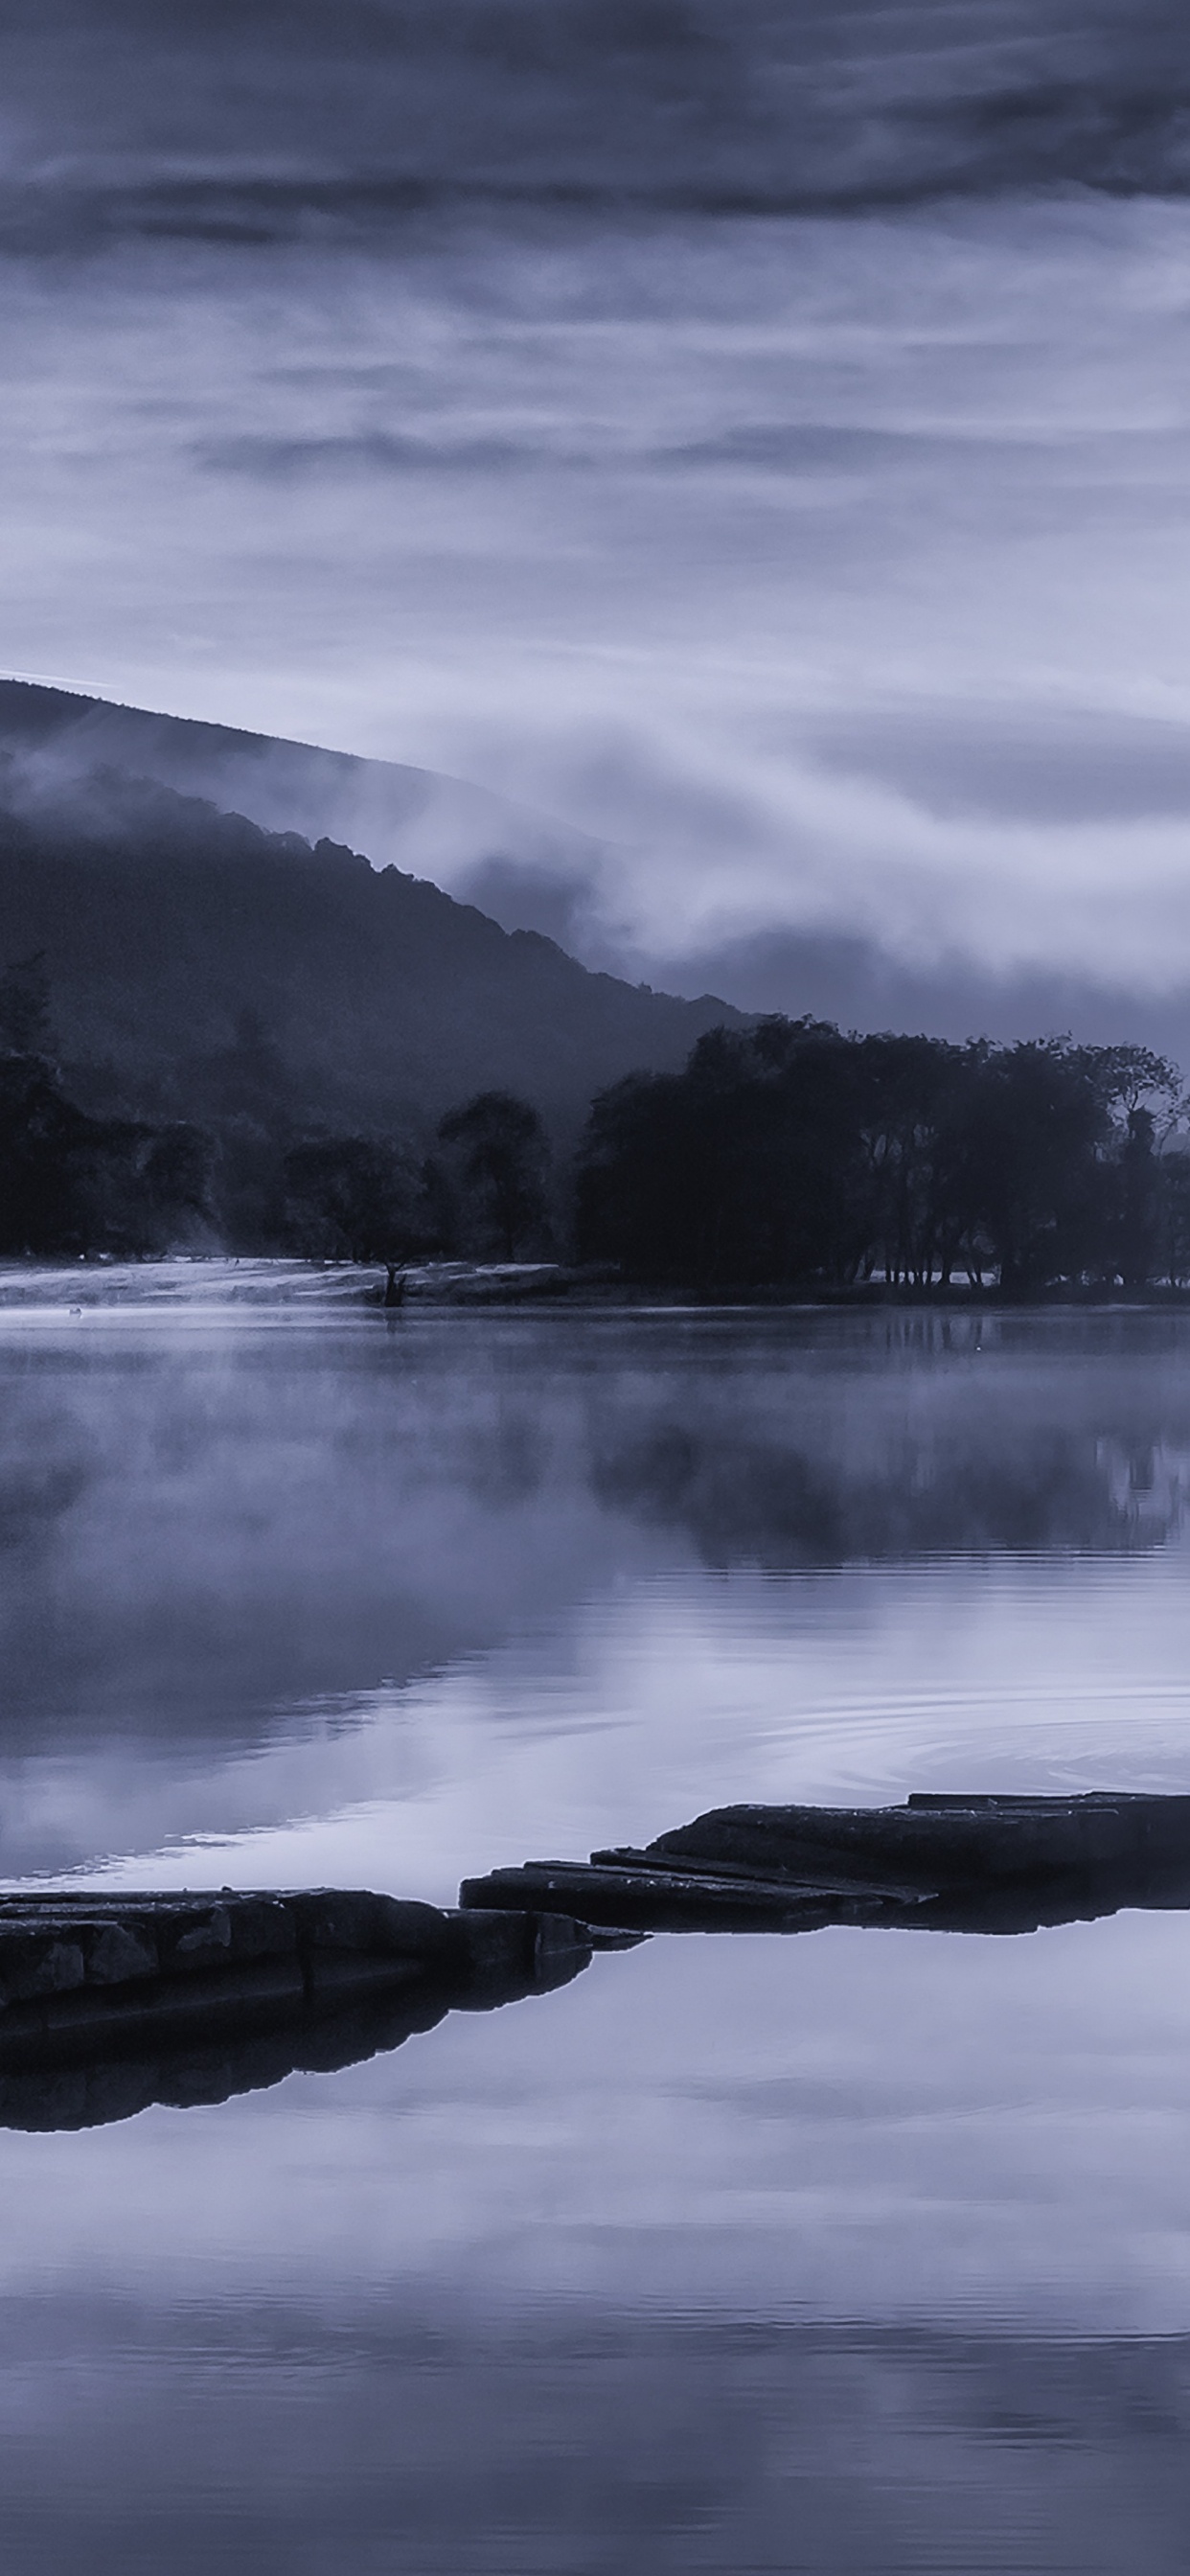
4, 972, 1189, 1289
576, 1020, 1188, 1293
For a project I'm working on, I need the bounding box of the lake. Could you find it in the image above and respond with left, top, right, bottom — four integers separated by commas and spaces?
4, 1280, 1190, 2571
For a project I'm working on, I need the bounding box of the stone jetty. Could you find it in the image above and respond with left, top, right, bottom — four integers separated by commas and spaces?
459, 1790, 1190, 1934
11, 1790, 1190, 2129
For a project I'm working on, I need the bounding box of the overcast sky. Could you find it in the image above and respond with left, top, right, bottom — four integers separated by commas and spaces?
5, 0, 1190, 1000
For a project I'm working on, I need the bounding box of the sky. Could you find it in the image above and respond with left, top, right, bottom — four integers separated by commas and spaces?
4, 1, 1190, 1011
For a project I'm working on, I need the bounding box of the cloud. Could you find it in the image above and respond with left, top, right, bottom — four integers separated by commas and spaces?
5, 1, 1190, 254
444, 712, 1190, 988
808, 703, 1190, 825
200, 429, 536, 476
3, 47, 1190, 1006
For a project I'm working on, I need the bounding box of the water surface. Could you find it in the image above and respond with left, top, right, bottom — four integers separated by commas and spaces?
4, 1287, 1190, 2570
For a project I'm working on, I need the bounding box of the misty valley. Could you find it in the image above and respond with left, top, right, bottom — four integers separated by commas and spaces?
2, 708, 1190, 1299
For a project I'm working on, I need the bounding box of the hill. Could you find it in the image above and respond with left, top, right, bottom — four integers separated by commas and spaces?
0, 678, 601, 896
0, 748, 739, 1137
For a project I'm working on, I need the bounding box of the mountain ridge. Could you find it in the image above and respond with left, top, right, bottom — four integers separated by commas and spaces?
0, 676, 604, 897
0, 713, 741, 1136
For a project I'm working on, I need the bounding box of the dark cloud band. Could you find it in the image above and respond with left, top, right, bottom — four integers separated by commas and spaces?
6, 1, 1190, 254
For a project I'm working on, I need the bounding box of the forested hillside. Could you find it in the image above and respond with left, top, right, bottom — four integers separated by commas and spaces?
0, 759, 737, 1135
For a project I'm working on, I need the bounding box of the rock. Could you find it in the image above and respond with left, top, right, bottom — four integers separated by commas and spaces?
446, 1906, 599, 1998
173, 1909, 232, 1960
637, 1792, 1190, 1891
0, 1904, 604, 2130
457, 1859, 895, 1932
85, 1921, 159, 1983
285, 1892, 456, 1963
0, 1933, 87, 2004
462, 1793, 1190, 1935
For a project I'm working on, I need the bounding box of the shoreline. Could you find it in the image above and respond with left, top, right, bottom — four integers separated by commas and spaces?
3, 1254, 1190, 1313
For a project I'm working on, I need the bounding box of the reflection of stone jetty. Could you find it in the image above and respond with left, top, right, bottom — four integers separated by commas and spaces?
0, 1890, 617, 2130
460, 1791, 1190, 1934
11, 1793, 1190, 2129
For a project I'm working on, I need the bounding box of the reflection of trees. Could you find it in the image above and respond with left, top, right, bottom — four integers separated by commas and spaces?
0, 1409, 92, 1550
590, 1409, 1189, 1567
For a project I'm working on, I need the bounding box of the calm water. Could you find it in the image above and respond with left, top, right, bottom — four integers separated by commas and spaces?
6, 1286, 1190, 2570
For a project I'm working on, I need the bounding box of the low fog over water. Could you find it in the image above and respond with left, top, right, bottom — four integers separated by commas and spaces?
3, 1297, 1190, 1878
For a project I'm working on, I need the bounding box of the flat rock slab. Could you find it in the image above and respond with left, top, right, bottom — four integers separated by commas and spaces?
458, 1859, 926, 1932
638, 1792, 1190, 1891
460, 1793, 1190, 1935
0, 1890, 604, 2064
14, 1790, 1190, 2121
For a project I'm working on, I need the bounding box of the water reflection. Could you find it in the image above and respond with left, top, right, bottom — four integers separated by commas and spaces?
4, 1294, 1190, 2569
590, 1320, 1190, 1565
1, 2303, 1186, 2576
5, 1300, 1190, 1884
0, 1911, 599, 2135
3, 1303, 1190, 1747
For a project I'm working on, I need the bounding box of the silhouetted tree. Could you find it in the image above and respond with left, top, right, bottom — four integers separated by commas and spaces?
1080, 1045, 1180, 1289
1158, 1149, 1190, 1287
0, 1052, 91, 1252
578, 1020, 873, 1288
436, 1092, 551, 1258
577, 1018, 1188, 1296
853, 1033, 984, 1288
140, 1123, 216, 1247
1084, 1045, 1180, 1121
0, 1052, 214, 1258
1113, 1106, 1159, 1289
283, 1136, 430, 1264
954, 1042, 1109, 1293
574, 1070, 693, 1280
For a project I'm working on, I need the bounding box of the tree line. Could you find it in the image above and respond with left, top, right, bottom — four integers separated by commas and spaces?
0, 954, 555, 1267
5, 953, 1190, 1294
575, 1018, 1190, 1292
